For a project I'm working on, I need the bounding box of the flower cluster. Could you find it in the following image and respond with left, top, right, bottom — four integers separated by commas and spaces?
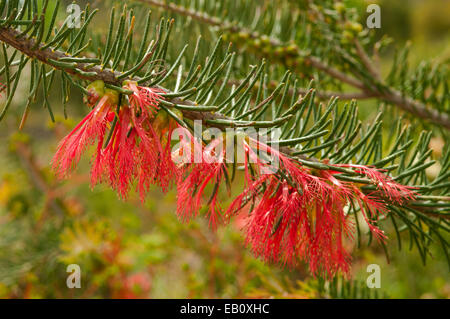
174, 128, 228, 229
225, 137, 416, 277
53, 82, 118, 181
53, 80, 178, 202
52, 80, 416, 278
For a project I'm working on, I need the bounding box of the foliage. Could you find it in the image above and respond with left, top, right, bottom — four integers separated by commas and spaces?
0, 0, 448, 298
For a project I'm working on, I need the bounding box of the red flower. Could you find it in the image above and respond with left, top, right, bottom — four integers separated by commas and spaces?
53, 80, 179, 202
334, 164, 417, 203
98, 107, 136, 198
175, 128, 227, 229
52, 92, 116, 180
225, 137, 412, 278
52, 81, 418, 279
123, 81, 178, 198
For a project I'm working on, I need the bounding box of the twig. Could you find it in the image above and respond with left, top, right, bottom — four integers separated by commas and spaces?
0, 26, 448, 215
139, 0, 450, 130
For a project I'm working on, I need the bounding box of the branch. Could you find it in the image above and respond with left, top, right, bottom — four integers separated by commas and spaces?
0, 26, 448, 218
225, 79, 377, 101
139, 0, 450, 130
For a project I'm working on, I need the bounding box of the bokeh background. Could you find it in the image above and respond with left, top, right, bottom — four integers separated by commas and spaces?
0, 0, 449, 298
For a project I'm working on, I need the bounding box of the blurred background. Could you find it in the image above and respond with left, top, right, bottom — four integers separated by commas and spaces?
0, 0, 449, 298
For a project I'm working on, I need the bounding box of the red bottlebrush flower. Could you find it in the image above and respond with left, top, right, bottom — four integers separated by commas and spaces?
125, 80, 163, 117
51, 80, 419, 279
334, 164, 417, 203
99, 107, 136, 198
53, 79, 180, 202
123, 81, 179, 197
175, 128, 228, 229
52, 91, 117, 180
225, 137, 404, 278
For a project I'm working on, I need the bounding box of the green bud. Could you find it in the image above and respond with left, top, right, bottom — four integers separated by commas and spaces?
286, 44, 298, 54
260, 35, 270, 44
342, 30, 354, 42
351, 22, 363, 34
274, 47, 284, 56
238, 31, 249, 40
334, 2, 345, 14
171, 108, 183, 121
153, 108, 169, 133
86, 80, 105, 96
84, 80, 105, 106
104, 88, 119, 105
122, 79, 137, 87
